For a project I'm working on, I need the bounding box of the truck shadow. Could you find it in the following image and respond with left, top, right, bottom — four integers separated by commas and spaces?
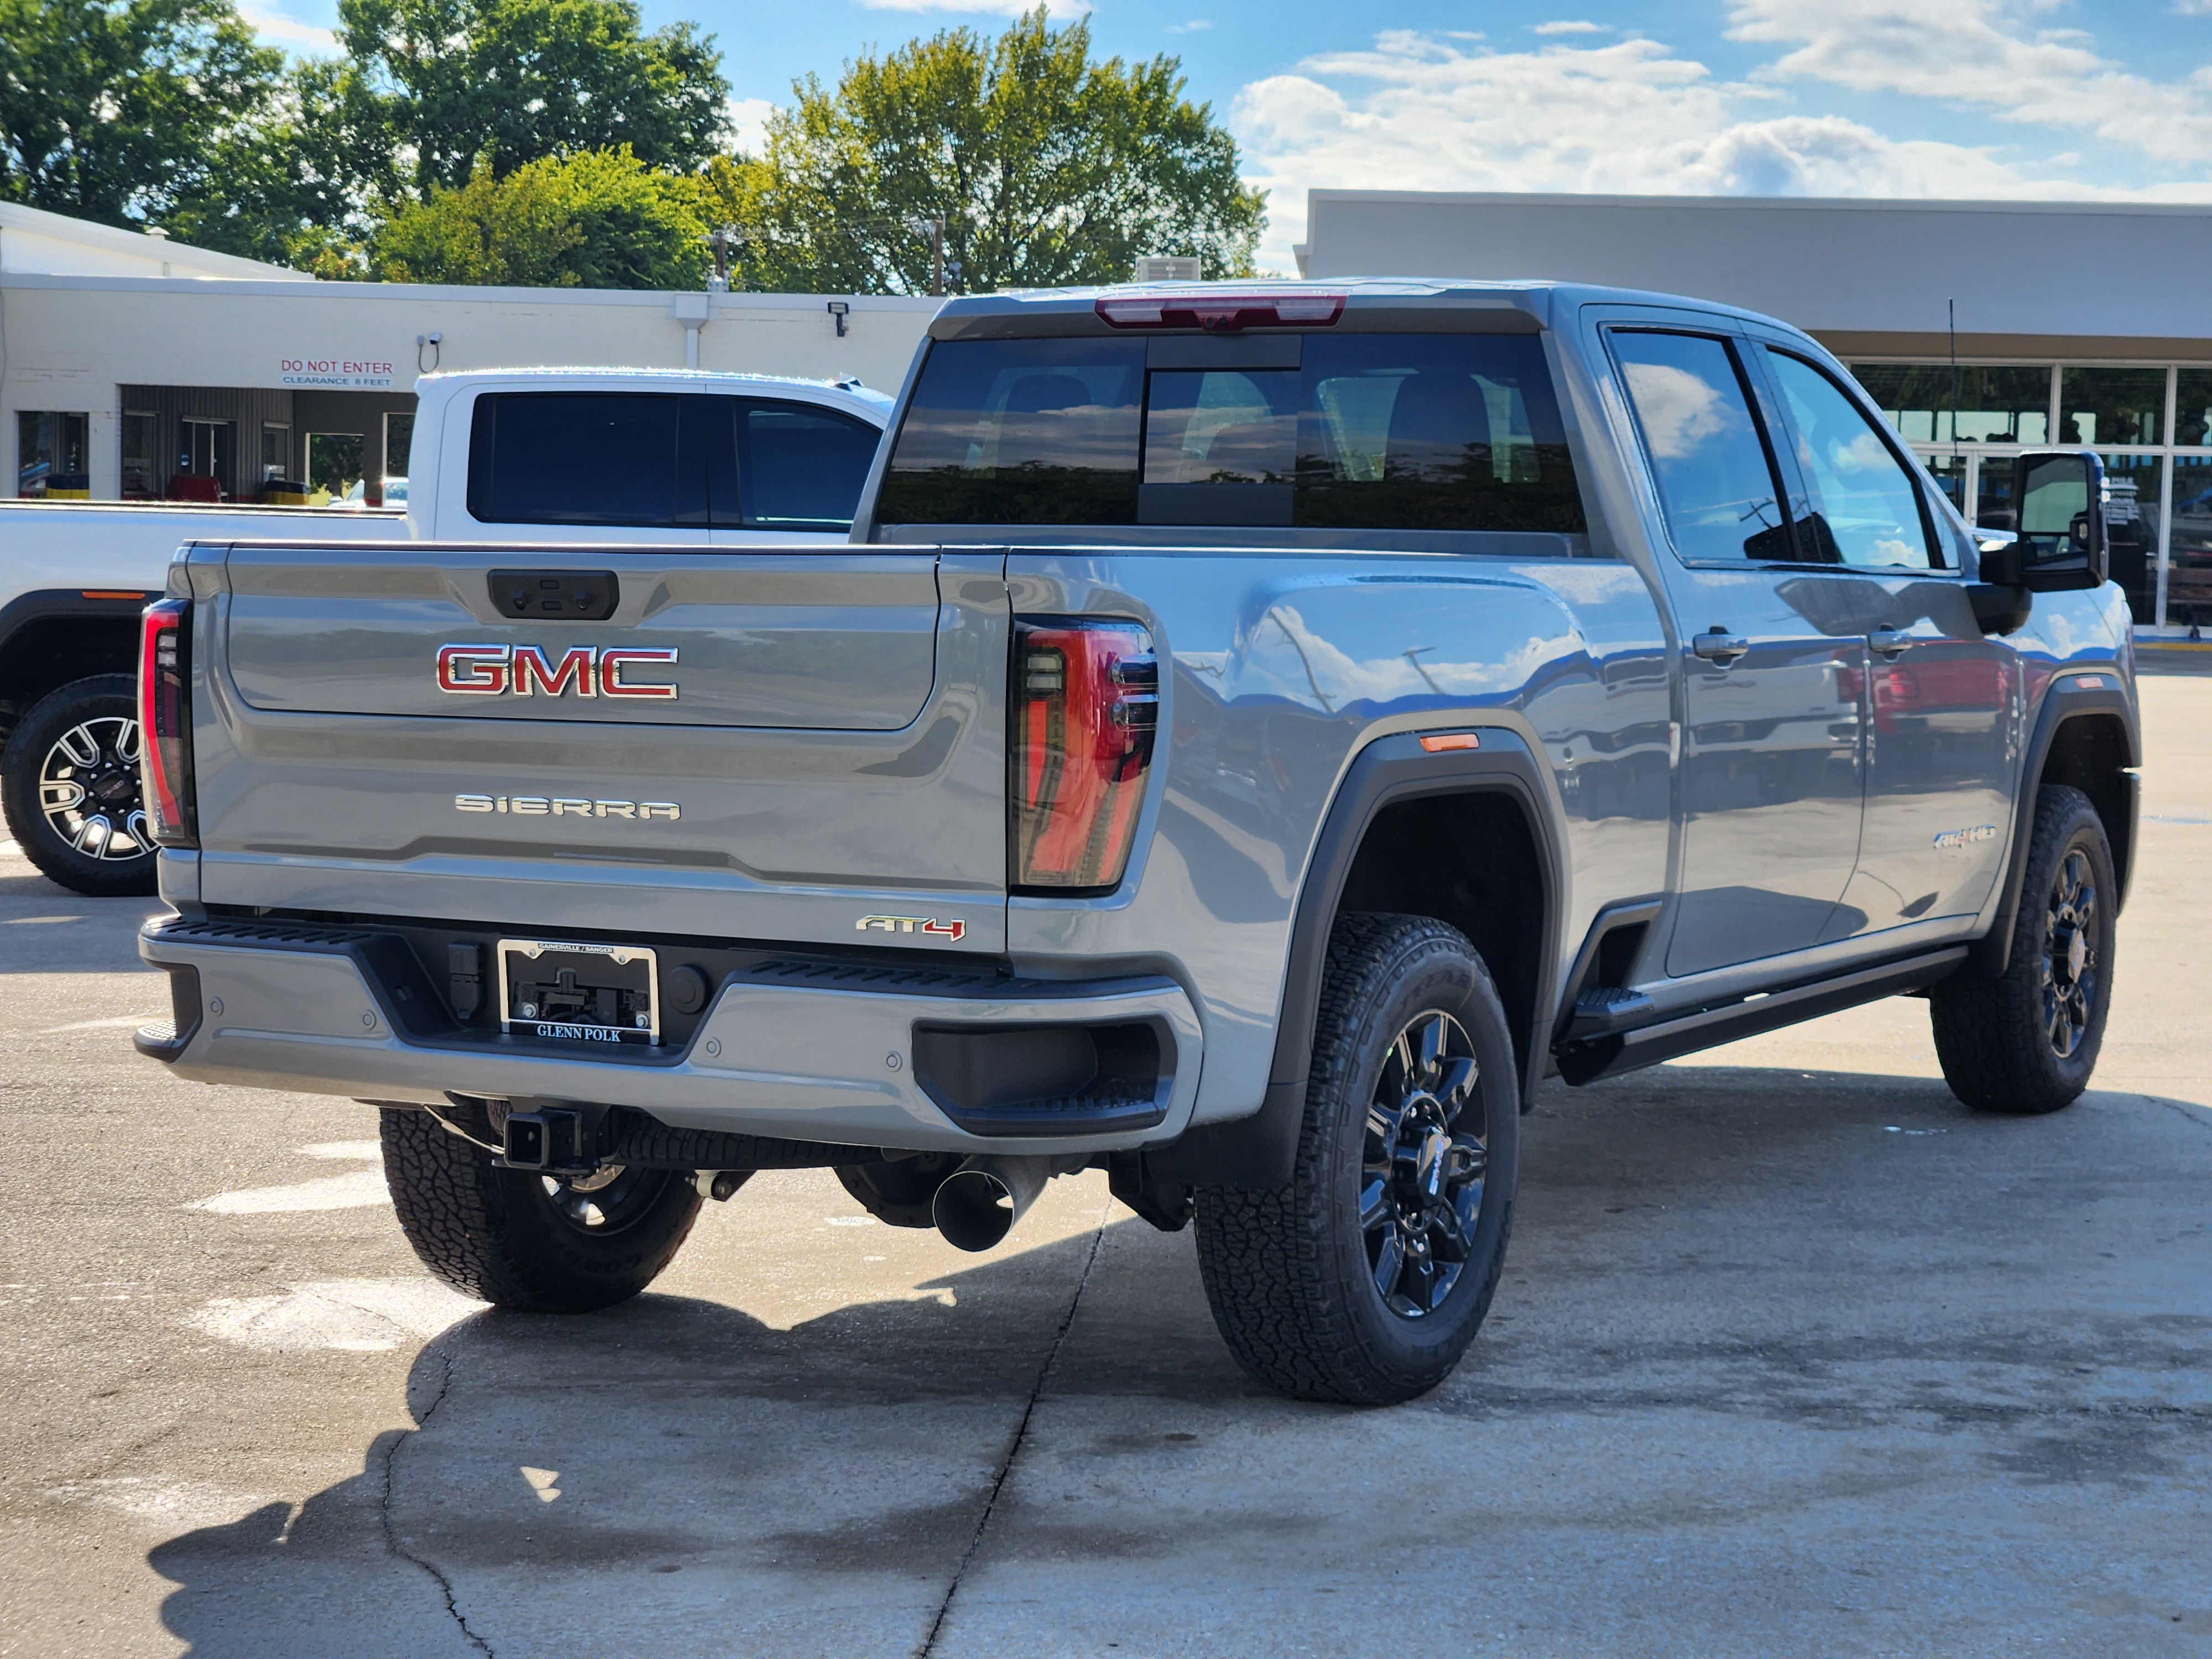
144, 1223, 1244, 1656
142, 1063, 2212, 1655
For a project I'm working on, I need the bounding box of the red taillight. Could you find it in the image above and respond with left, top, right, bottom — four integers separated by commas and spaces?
1010, 620, 1158, 892
1095, 291, 1345, 332
137, 598, 195, 847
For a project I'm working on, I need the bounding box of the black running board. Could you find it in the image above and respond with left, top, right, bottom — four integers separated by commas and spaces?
1554, 947, 1968, 1084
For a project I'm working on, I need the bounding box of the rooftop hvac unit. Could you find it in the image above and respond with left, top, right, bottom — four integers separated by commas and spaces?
1132, 255, 1201, 283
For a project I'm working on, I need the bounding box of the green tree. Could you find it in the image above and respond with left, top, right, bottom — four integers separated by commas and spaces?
0, 0, 284, 228
155, 57, 395, 267
373, 145, 709, 288
335, 0, 731, 196
713, 7, 1263, 295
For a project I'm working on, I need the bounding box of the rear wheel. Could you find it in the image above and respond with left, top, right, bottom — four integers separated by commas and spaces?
1931, 784, 2116, 1115
1, 675, 159, 897
1192, 914, 1520, 1405
379, 1104, 702, 1312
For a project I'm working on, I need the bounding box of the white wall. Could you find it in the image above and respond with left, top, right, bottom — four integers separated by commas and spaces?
1, 277, 943, 497
1299, 191, 2212, 340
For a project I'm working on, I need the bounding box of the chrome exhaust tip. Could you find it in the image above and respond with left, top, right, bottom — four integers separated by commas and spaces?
931, 1155, 1055, 1253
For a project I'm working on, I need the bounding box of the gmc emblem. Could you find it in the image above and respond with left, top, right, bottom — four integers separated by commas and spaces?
436, 644, 679, 700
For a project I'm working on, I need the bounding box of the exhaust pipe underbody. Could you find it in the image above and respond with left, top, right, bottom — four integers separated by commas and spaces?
931, 1155, 1061, 1253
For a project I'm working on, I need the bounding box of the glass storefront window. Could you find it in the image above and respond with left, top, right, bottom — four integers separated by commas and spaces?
2175, 369, 2212, 449
2060, 367, 2167, 447
1975, 455, 2019, 533
2168, 455, 2212, 627
260, 424, 291, 486
121, 412, 158, 499
1919, 451, 1967, 517
19, 410, 90, 497
2096, 452, 2164, 625
385, 410, 415, 481
306, 431, 364, 503
1853, 364, 2049, 444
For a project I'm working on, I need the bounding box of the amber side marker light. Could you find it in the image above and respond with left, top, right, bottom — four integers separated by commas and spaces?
1419, 732, 1482, 753
83, 590, 152, 601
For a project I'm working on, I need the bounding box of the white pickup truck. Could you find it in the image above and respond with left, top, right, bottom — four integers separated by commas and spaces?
1, 368, 890, 895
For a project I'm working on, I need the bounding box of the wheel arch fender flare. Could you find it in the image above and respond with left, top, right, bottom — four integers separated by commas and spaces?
1153, 727, 1566, 1190
1967, 675, 2139, 980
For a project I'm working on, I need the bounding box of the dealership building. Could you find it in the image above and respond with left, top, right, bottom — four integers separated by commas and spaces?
1296, 190, 2212, 632
10, 191, 2212, 629
0, 201, 937, 509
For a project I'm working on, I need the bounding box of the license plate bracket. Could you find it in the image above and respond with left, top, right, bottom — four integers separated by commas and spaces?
498, 939, 660, 1047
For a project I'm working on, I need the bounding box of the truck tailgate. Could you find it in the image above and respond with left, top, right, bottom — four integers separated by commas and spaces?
192, 544, 1010, 952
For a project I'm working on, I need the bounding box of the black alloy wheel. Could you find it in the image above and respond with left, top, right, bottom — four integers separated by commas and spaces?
1, 675, 160, 897
1363, 1010, 1489, 1318
1193, 913, 1521, 1405
2041, 846, 2100, 1060
1930, 784, 2116, 1115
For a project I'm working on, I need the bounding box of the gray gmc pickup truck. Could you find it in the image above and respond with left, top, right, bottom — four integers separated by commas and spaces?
132, 280, 2137, 1404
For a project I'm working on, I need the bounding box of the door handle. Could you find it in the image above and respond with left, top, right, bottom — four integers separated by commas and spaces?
1867, 627, 1916, 656
1692, 630, 1750, 664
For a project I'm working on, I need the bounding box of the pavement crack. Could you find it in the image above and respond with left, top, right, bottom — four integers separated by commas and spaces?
378, 1337, 494, 1658
2145, 1093, 2212, 1137
917, 1211, 1108, 1659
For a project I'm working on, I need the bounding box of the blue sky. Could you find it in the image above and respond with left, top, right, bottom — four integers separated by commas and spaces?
239, 1, 2212, 270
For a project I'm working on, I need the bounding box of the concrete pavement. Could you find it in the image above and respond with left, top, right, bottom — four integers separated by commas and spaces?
1, 665, 2208, 1657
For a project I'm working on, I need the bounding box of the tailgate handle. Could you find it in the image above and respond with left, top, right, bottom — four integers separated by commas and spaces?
490, 569, 620, 622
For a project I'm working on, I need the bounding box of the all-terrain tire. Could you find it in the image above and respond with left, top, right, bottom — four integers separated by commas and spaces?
1930, 784, 2116, 1115
2, 675, 159, 897
379, 1104, 702, 1312
1192, 914, 1520, 1405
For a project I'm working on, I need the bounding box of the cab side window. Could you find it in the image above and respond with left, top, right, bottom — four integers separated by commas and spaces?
732, 400, 883, 531
1761, 349, 1936, 570
1610, 331, 1793, 562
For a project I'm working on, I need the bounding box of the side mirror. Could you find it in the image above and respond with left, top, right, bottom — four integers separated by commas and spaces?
1984, 450, 2107, 592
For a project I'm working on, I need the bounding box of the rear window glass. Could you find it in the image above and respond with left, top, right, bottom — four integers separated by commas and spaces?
468, 393, 680, 526
878, 333, 1583, 535
1144, 371, 1296, 483
877, 340, 1145, 525
1296, 335, 1582, 533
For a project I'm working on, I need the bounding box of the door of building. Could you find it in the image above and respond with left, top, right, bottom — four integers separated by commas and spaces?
179, 418, 233, 499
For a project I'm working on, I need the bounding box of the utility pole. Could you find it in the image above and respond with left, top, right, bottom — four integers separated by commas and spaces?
930, 219, 945, 298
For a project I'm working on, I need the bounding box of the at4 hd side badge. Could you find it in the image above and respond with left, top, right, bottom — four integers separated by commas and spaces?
857, 915, 967, 942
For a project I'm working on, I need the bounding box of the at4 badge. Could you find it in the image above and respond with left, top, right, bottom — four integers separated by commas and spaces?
856, 915, 967, 942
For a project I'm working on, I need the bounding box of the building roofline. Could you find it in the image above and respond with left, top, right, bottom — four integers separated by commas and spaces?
0, 269, 947, 308
0, 201, 310, 279
1306, 189, 2212, 220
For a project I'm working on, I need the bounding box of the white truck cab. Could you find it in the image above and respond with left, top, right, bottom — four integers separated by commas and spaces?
401, 369, 891, 546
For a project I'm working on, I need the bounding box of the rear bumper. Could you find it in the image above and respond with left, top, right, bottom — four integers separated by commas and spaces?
138, 917, 1203, 1156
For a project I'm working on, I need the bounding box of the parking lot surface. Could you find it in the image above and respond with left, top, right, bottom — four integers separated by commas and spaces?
2, 662, 2209, 1658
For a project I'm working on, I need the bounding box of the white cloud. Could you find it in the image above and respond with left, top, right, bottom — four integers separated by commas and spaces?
1532, 20, 1606, 34
726, 96, 776, 157
852, 0, 1077, 12
241, 2, 335, 54
1233, 24, 2212, 271
1728, 0, 2212, 166
1167, 19, 1214, 32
